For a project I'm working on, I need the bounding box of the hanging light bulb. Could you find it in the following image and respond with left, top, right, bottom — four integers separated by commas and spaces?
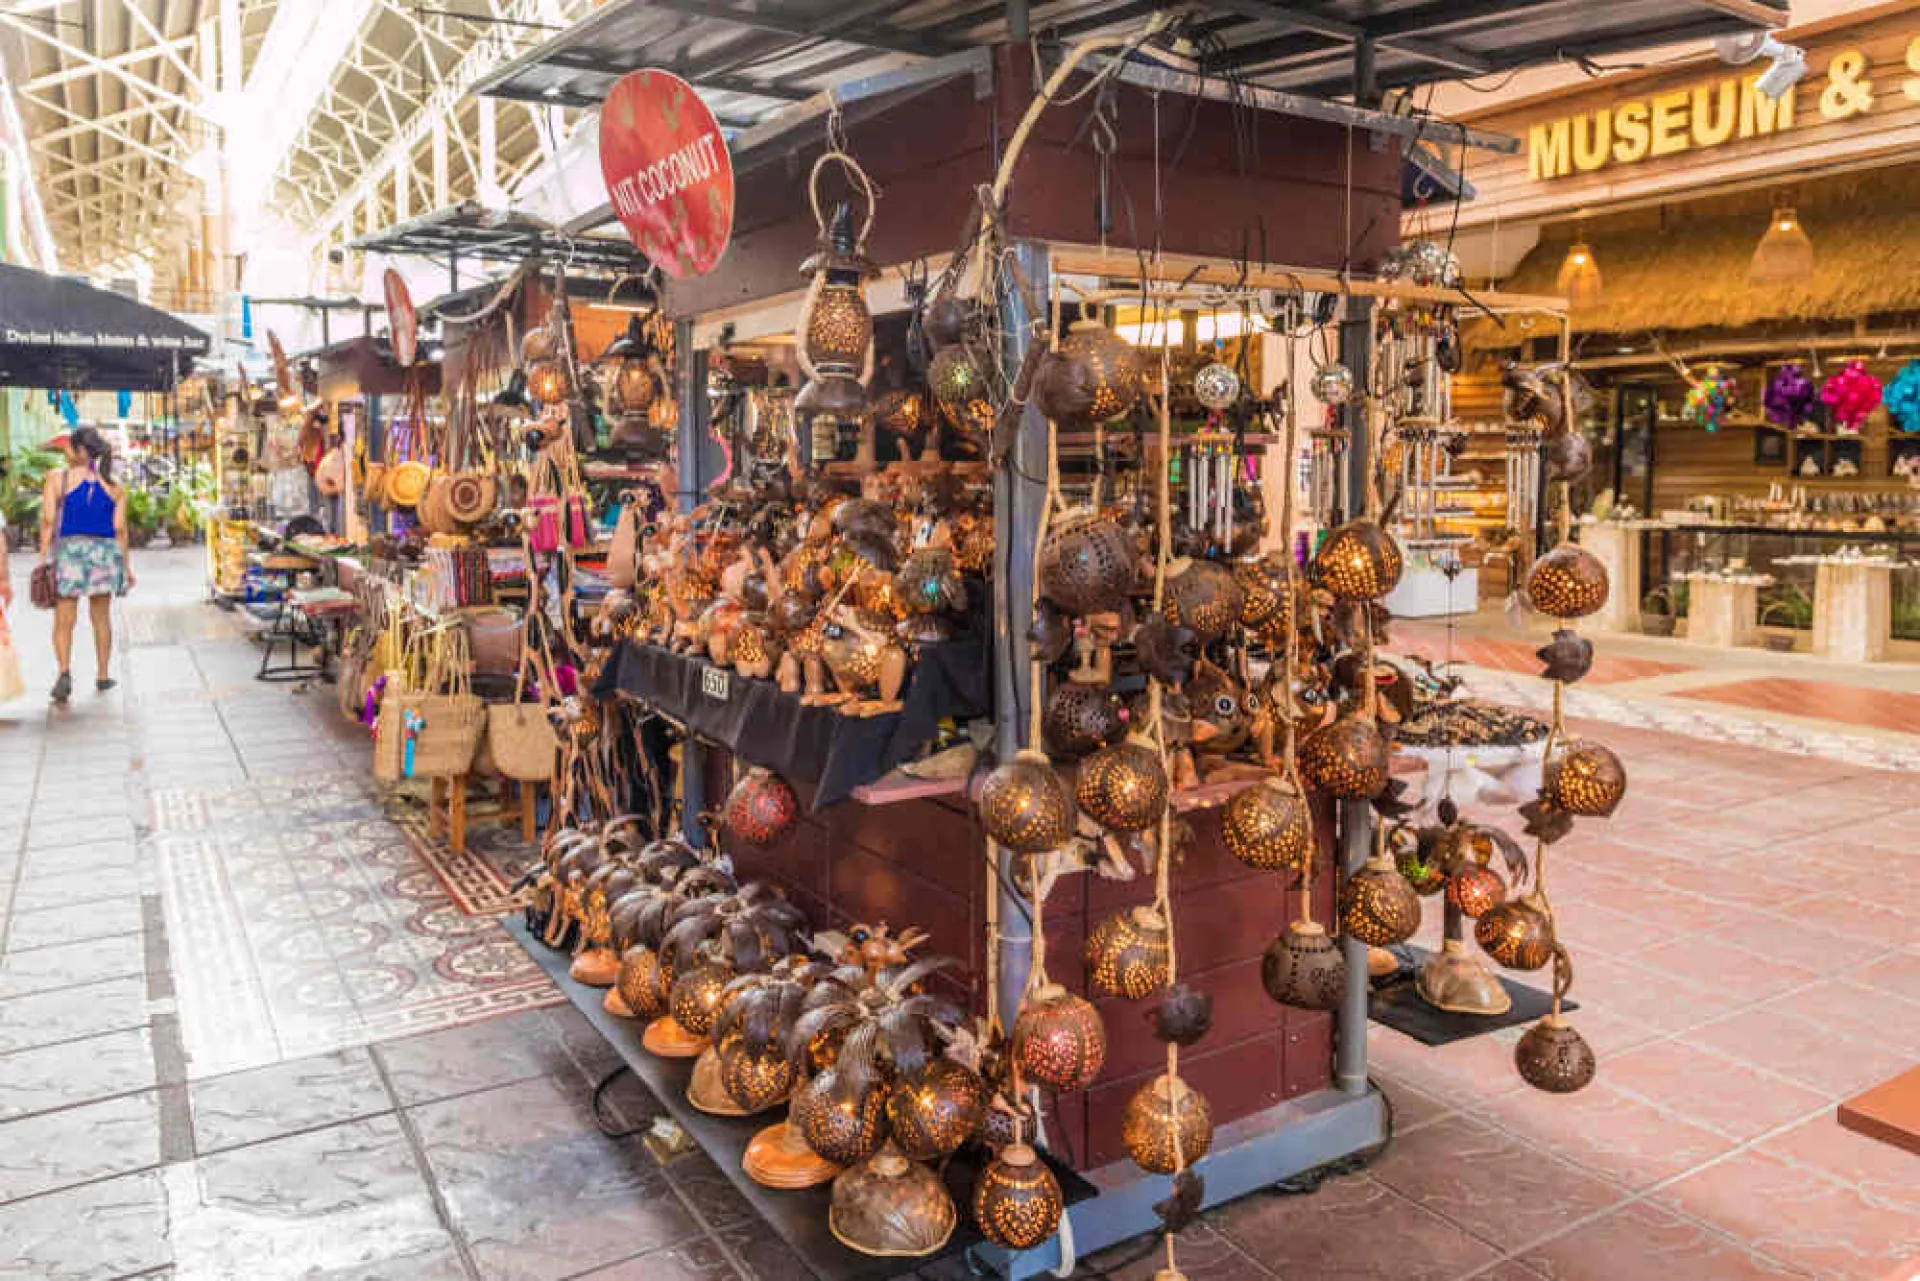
1749, 204, 1813, 283
1555, 237, 1602, 310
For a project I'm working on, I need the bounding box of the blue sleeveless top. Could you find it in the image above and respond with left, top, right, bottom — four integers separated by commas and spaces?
59, 470, 118, 538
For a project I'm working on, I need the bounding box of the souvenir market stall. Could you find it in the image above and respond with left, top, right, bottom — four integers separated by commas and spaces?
463, 16, 1647, 1278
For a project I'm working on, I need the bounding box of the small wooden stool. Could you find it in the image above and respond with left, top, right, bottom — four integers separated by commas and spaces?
428, 774, 539, 855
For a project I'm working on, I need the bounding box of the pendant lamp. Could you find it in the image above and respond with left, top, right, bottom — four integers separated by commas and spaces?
1555, 238, 1602, 310
1749, 204, 1813, 283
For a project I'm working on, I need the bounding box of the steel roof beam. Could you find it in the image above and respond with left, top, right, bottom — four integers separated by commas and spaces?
632, 0, 961, 59
1205, 0, 1494, 76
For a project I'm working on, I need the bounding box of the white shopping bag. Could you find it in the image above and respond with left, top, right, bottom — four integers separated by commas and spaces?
0, 608, 24, 703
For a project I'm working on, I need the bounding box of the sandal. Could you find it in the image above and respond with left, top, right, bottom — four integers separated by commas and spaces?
50, 671, 72, 704
96, 678, 118, 693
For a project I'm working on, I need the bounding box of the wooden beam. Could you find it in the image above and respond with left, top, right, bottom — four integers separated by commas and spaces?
1206, 0, 1495, 75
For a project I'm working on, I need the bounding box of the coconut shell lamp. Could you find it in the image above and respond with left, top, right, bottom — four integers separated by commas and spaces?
1515, 1015, 1596, 1093
722, 767, 800, 846
973, 1143, 1064, 1251
1262, 921, 1345, 1010
979, 750, 1077, 854
1476, 894, 1557, 971
1222, 776, 1312, 872
687, 1042, 754, 1117
1033, 317, 1148, 428
1310, 520, 1403, 601
1542, 740, 1627, 817
794, 171, 881, 461
1040, 511, 1137, 616
1164, 557, 1244, 643
1235, 553, 1296, 638
1339, 851, 1422, 947
1085, 906, 1173, 1000
887, 1057, 988, 1161
928, 341, 995, 441
1527, 543, 1610, 619
830, 1151, 957, 1259
793, 1065, 890, 1167
1299, 715, 1389, 800
616, 945, 669, 1020
1121, 1074, 1214, 1174
1076, 735, 1170, 834
1043, 682, 1126, 759
1012, 983, 1106, 1092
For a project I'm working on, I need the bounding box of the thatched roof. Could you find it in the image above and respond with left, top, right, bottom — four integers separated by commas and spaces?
1494, 166, 1920, 339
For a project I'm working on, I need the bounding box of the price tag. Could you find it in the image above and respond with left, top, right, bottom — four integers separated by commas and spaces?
701, 666, 730, 701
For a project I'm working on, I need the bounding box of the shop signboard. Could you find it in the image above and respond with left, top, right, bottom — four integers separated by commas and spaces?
598, 69, 734, 278
1450, 6, 1920, 227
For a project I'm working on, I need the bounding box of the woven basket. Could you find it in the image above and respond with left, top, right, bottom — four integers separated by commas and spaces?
485, 702, 558, 782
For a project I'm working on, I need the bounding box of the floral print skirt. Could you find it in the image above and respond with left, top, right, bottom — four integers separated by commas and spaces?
52, 536, 129, 599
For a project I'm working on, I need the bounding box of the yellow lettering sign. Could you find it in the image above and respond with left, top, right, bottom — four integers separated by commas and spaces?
1739, 76, 1796, 136
1529, 118, 1571, 180
1649, 90, 1691, 156
1691, 80, 1737, 147
1820, 48, 1874, 119
1573, 109, 1613, 171
1906, 35, 1920, 101
1611, 101, 1650, 162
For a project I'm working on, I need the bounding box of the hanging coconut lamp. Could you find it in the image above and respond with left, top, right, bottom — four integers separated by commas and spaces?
1542, 740, 1628, 817
1526, 543, 1610, 619
1515, 1015, 1597, 1093
1222, 776, 1313, 872
1339, 851, 1422, 947
1299, 715, 1389, 800
1085, 906, 1173, 1001
1475, 894, 1557, 972
1163, 557, 1244, 644
972, 1144, 1064, 1251
1039, 511, 1138, 616
978, 750, 1077, 854
1261, 921, 1346, 1010
1012, 983, 1107, 1092
722, 767, 801, 846
1033, 316, 1148, 428
1120, 1074, 1214, 1174
794, 174, 881, 459
1043, 682, 1127, 759
1309, 520, 1404, 601
1076, 735, 1170, 834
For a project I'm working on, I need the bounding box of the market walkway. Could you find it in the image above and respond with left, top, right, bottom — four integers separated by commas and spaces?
0, 549, 1915, 1280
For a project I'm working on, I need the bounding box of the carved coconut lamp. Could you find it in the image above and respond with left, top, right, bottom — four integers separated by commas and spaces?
1222, 776, 1312, 872
972, 1143, 1064, 1251
886, 1057, 988, 1161
1039, 510, 1137, 616
1475, 893, 1557, 972
1033, 317, 1148, 429
1542, 740, 1627, 817
1085, 906, 1172, 1001
1163, 557, 1244, 644
979, 750, 1077, 854
1076, 735, 1170, 834
1299, 715, 1389, 800
1120, 1074, 1213, 1174
1309, 520, 1403, 601
1043, 682, 1126, 759
1012, 983, 1106, 1092
722, 767, 801, 846
1339, 850, 1422, 947
794, 179, 880, 464
1526, 543, 1610, 619
792, 1065, 890, 1168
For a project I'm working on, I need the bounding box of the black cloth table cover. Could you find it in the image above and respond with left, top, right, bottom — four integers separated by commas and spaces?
593, 638, 990, 807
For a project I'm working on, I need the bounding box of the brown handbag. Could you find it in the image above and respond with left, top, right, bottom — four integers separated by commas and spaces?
29, 562, 57, 610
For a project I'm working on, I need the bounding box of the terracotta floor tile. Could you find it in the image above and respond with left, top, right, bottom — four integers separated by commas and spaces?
1758, 1113, 1920, 1216
1599, 1040, 1832, 1142
1563, 957, 1725, 1036
1763, 982, 1920, 1058
1855, 949, 1920, 1005
1682, 1008, 1917, 1101
1517, 1199, 1808, 1281
1210, 1172, 1502, 1280
1370, 1115, 1629, 1251
1628, 937, 1821, 1007
1656, 1147, 1920, 1280
1676, 678, 1920, 737
1477, 1080, 1740, 1191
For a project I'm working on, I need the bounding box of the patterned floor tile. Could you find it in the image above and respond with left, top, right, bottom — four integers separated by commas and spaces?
1516, 1198, 1809, 1280
1210, 1171, 1502, 1280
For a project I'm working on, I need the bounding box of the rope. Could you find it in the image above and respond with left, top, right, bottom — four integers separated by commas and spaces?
807, 151, 877, 247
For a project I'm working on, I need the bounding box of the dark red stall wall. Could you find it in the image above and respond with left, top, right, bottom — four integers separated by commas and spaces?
708, 748, 1337, 1172
665, 44, 1401, 320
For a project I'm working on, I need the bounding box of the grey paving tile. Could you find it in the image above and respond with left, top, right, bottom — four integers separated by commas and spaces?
372, 1005, 615, 1106
190, 1047, 391, 1155
410, 1072, 701, 1280
166, 1115, 453, 1278
0, 1088, 162, 1203
11, 864, 149, 912
4, 894, 145, 951
0, 1168, 170, 1279
20, 838, 140, 878
0, 972, 150, 1053
0, 1026, 155, 1121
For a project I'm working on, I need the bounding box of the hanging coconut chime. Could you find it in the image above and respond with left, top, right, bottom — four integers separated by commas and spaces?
794, 164, 880, 462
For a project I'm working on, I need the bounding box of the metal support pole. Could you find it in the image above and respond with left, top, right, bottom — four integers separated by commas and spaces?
1339, 297, 1374, 523
675, 321, 714, 844
1006, 0, 1029, 43
992, 239, 1049, 1045
1335, 799, 1373, 1095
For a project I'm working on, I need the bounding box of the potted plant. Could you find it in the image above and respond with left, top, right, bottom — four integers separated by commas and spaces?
1757, 586, 1810, 653
124, 487, 162, 548
1640, 584, 1679, 636
1, 446, 64, 546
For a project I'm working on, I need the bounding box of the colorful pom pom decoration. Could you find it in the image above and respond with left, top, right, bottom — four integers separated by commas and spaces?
1763, 362, 1815, 429
1883, 360, 1920, 433
1820, 359, 1882, 432
1683, 368, 1738, 432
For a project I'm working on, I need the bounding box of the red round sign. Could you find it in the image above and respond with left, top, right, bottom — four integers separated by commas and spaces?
383, 268, 418, 367
598, 69, 734, 278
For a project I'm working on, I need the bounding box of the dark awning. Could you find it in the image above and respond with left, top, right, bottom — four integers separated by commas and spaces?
0, 264, 211, 392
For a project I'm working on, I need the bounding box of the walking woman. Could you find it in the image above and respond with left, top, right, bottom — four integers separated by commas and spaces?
39, 427, 133, 703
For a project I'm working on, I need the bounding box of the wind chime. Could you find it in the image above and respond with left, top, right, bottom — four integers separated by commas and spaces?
1504, 422, 1543, 537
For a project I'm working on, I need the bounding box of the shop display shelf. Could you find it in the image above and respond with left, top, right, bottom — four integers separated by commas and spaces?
503, 915, 1096, 1281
